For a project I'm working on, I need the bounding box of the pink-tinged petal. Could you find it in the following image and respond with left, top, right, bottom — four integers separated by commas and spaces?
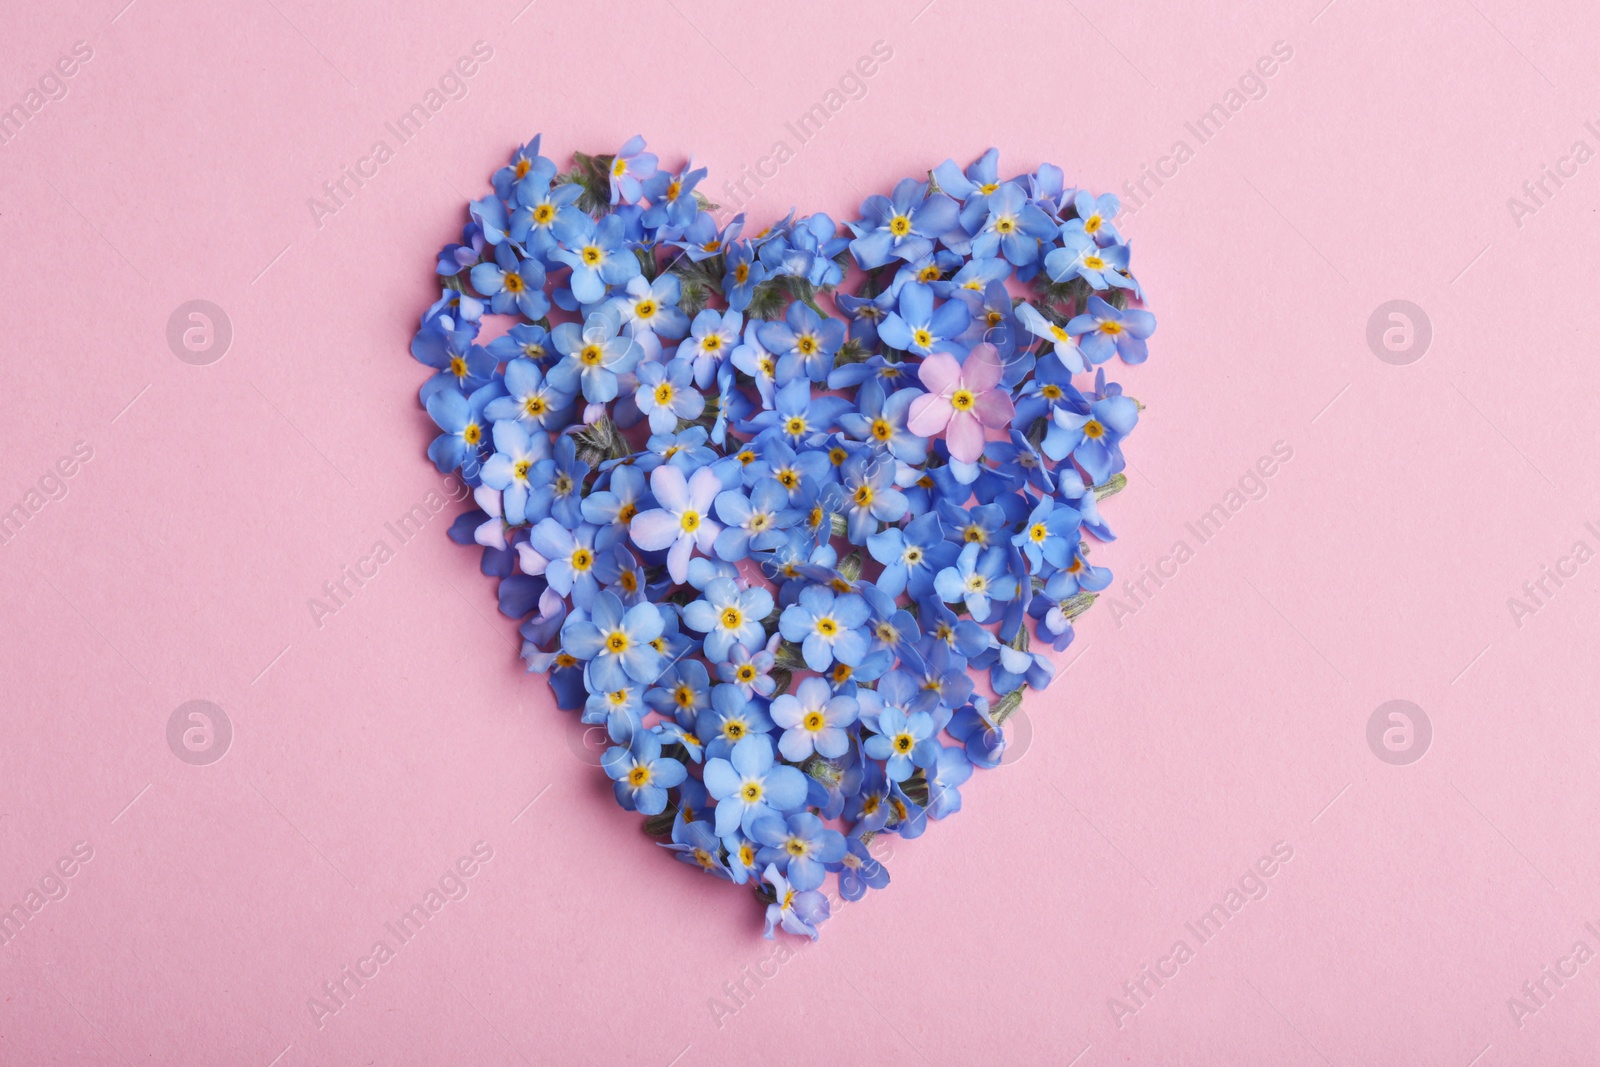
630, 508, 681, 551
906, 393, 953, 437
693, 519, 723, 551
650, 464, 689, 511
515, 542, 550, 575
688, 466, 722, 511
945, 411, 986, 463
667, 536, 694, 584
473, 485, 502, 519
916, 352, 963, 394
474, 518, 507, 551
962, 342, 1004, 391
973, 387, 1015, 428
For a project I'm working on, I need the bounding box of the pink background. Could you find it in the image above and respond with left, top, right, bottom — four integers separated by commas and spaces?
3, 0, 1597, 1063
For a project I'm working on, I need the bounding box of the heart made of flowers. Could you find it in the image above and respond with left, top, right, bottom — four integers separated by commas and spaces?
411, 136, 1155, 940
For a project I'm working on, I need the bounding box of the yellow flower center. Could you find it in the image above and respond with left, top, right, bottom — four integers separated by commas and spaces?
606, 632, 629, 653
1083, 419, 1105, 439
581, 245, 603, 266
913, 329, 934, 349
889, 214, 912, 237
680, 510, 701, 532
572, 548, 593, 571
721, 607, 743, 629
580, 344, 604, 366
951, 389, 975, 411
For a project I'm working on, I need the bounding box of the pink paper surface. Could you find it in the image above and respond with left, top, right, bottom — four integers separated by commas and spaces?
3, 0, 1596, 1063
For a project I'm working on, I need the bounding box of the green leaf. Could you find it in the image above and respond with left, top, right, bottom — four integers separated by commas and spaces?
1093, 473, 1128, 501
774, 640, 807, 671
746, 280, 788, 321
641, 810, 676, 838
679, 277, 710, 316
992, 688, 1025, 724
834, 337, 870, 368
838, 551, 863, 583
570, 417, 630, 467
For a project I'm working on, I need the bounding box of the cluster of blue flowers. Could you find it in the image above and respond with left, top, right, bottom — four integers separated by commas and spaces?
412, 136, 1155, 939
